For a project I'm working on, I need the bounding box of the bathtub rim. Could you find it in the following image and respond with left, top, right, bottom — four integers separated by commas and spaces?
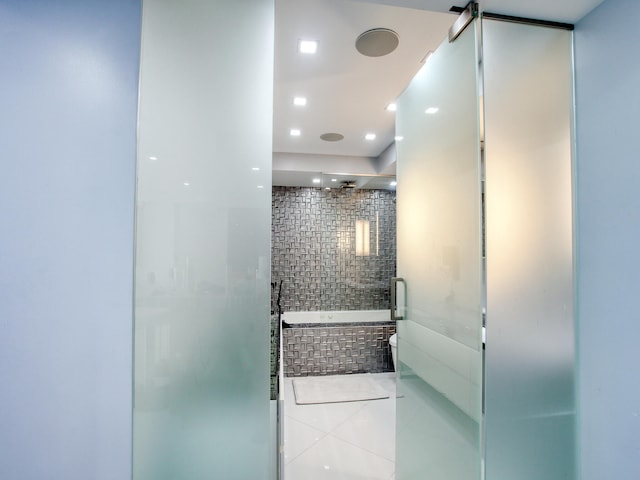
281, 309, 391, 325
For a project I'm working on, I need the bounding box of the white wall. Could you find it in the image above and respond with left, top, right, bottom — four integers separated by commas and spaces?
575, 0, 640, 478
273, 152, 378, 174
0, 1, 140, 478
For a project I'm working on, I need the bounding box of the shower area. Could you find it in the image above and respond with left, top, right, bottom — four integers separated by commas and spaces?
267, 0, 452, 392
270, 179, 400, 479
272, 184, 397, 378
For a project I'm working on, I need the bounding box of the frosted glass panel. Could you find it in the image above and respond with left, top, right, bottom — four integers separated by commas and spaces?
395, 22, 482, 480
483, 19, 575, 480
133, 1, 274, 479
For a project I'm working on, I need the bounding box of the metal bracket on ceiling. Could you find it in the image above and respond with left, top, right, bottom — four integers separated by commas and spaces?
482, 11, 574, 30
448, 2, 479, 43
451, 2, 575, 31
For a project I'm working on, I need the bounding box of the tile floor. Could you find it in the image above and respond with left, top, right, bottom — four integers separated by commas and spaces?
282, 373, 396, 480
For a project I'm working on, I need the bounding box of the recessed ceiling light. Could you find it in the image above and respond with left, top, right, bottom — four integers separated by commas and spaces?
290, 129, 301, 136
257, 185, 264, 189
252, 167, 260, 171
386, 103, 397, 112
293, 96, 307, 106
365, 133, 376, 141
331, 178, 337, 182
148, 156, 158, 161
312, 178, 321, 184
183, 182, 190, 186
425, 107, 439, 114
390, 181, 397, 186
395, 136, 404, 141
298, 40, 317, 54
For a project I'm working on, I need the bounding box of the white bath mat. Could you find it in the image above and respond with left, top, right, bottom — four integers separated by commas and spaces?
293, 374, 390, 405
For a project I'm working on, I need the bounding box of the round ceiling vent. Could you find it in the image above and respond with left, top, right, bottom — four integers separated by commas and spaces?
320, 132, 344, 142
355, 28, 399, 57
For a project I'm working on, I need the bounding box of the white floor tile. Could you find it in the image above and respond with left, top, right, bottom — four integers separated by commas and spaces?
283, 415, 326, 464
330, 397, 396, 461
372, 372, 397, 396
283, 373, 397, 480
285, 434, 395, 480
283, 378, 368, 433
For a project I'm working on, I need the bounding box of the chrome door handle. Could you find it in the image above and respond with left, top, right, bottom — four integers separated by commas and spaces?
390, 277, 405, 320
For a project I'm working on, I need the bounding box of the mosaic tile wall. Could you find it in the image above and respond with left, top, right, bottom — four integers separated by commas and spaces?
272, 187, 396, 312
282, 324, 396, 376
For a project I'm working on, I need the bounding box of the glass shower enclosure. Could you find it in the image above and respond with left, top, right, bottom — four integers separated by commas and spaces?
394, 9, 575, 480
132, 0, 275, 479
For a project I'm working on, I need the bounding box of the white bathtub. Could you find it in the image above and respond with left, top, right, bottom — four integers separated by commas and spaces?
281, 309, 391, 325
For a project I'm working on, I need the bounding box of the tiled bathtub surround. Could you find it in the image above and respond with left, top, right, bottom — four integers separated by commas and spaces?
272, 187, 396, 312
283, 323, 396, 377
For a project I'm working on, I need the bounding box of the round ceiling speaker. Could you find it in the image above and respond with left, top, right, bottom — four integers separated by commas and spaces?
355, 28, 399, 57
320, 132, 344, 142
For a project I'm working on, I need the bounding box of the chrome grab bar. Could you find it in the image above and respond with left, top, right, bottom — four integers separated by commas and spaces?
390, 277, 405, 321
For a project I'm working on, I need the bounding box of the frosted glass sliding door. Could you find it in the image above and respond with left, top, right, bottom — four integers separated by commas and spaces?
395, 20, 483, 480
133, 1, 274, 479
482, 19, 575, 480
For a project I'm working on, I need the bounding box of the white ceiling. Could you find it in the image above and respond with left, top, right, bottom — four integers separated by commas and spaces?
273, 0, 454, 160
272, 0, 606, 186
